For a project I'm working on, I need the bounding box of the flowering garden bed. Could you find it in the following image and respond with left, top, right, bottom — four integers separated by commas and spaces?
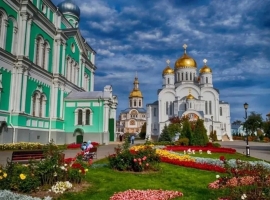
164, 145, 236, 154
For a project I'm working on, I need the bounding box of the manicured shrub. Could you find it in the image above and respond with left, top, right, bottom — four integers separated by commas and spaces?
159, 124, 172, 142
175, 138, 189, 146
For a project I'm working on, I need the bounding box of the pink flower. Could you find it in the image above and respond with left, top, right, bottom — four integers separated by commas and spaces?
134, 159, 137, 162
139, 162, 142, 165
146, 163, 149, 166
138, 158, 141, 162
143, 156, 147, 161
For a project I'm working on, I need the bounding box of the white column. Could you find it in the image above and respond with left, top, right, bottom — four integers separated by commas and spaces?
54, 39, 61, 73
15, 67, 23, 111
60, 86, 64, 119
61, 42, 66, 75
103, 103, 109, 144
9, 67, 17, 111
69, 61, 73, 82
75, 67, 79, 85
21, 69, 28, 112
53, 83, 58, 118
12, 27, 18, 55
91, 70, 94, 91
25, 18, 32, 57
81, 61, 85, 88
19, 13, 28, 55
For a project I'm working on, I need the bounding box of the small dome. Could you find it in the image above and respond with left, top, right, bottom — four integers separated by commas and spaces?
163, 66, 174, 75
186, 89, 195, 100
58, 0, 80, 19
199, 59, 212, 74
129, 90, 143, 98
186, 93, 194, 100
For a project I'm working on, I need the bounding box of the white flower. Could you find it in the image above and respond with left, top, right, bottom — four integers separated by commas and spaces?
207, 150, 211, 154
241, 194, 247, 199
53, 172, 57, 177
199, 150, 202, 154
216, 175, 220, 179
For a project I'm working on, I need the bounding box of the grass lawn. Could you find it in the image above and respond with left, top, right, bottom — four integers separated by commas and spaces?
59, 160, 226, 200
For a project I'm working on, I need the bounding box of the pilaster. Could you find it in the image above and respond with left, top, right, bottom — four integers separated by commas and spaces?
15, 67, 24, 112
54, 39, 61, 73
1, 19, 8, 49
21, 68, 29, 112
59, 84, 64, 119
25, 17, 32, 57
9, 67, 17, 111
61, 42, 66, 76
18, 13, 28, 56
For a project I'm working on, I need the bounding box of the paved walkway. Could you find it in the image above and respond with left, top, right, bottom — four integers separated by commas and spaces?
0, 140, 269, 167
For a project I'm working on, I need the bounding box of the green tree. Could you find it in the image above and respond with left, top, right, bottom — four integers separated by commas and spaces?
191, 119, 208, 146
139, 122, 146, 139
181, 120, 193, 145
263, 121, 270, 138
159, 124, 172, 142
167, 123, 181, 139
243, 112, 263, 135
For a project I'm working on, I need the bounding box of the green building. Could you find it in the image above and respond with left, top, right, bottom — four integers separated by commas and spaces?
0, 0, 118, 144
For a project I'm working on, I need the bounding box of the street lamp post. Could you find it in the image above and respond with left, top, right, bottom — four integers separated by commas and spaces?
243, 102, 249, 157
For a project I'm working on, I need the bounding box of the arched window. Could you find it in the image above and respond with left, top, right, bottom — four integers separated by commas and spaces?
181, 73, 184, 81
130, 120, 135, 125
42, 41, 50, 69
220, 107, 222, 116
177, 73, 180, 81
186, 72, 188, 80
190, 72, 192, 81
78, 109, 83, 125
32, 92, 38, 116
167, 78, 170, 84
134, 100, 136, 107
205, 101, 208, 114
0, 10, 8, 49
193, 73, 195, 81
35, 37, 44, 66
206, 77, 208, 84
85, 109, 90, 125
39, 95, 43, 117
209, 101, 212, 115
139, 100, 141, 107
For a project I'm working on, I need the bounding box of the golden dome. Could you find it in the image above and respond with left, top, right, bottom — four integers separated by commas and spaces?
199, 59, 212, 73
186, 89, 194, 100
129, 90, 143, 98
175, 53, 197, 69
163, 66, 174, 75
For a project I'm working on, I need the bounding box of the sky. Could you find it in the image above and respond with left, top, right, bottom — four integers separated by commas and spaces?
53, 0, 270, 122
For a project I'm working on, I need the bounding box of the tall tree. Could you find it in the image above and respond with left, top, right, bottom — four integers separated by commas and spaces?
139, 122, 146, 139
191, 119, 208, 146
263, 121, 270, 138
181, 120, 193, 145
243, 112, 263, 135
159, 124, 172, 142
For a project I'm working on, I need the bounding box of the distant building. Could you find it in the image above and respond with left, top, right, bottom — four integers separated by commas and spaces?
117, 75, 146, 135
146, 44, 232, 141
0, 0, 118, 145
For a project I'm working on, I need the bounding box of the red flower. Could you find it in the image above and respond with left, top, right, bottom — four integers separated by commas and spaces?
220, 156, 226, 161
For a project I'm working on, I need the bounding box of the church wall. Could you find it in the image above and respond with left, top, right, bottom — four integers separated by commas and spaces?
29, 23, 54, 72
64, 100, 104, 133
0, 0, 18, 19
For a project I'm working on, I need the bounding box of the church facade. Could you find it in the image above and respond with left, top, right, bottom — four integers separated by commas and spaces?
117, 75, 146, 135
146, 44, 232, 141
0, 0, 117, 145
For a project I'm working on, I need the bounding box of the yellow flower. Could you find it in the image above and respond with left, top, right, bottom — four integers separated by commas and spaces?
0, 170, 2, 173
0, 176, 2, 179
85, 169, 88, 172
20, 174, 26, 180
3, 173, 7, 178
79, 170, 82, 173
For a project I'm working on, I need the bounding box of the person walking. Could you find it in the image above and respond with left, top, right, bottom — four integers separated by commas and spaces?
131, 135, 135, 144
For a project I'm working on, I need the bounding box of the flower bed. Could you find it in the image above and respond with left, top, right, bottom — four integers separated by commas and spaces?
67, 142, 99, 149
110, 189, 183, 200
164, 146, 236, 154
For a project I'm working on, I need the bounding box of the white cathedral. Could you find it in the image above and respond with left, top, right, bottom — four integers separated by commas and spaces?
146, 44, 232, 141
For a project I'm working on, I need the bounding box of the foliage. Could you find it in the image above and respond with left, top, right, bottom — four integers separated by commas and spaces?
0, 190, 52, 200
209, 158, 270, 199
167, 123, 182, 140
139, 122, 146, 139
181, 120, 193, 145
209, 130, 218, 142
212, 142, 221, 148
243, 112, 263, 135
108, 140, 160, 172
158, 124, 172, 142
191, 119, 209, 146
263, 121, 270, 138
175, 138, 189, 146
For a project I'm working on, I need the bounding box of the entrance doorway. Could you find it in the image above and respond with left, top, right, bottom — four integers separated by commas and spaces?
73, 128, 84, 144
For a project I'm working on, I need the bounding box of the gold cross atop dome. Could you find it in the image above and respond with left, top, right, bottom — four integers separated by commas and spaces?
189, 88, 191, 94
183, 44, 187, 54
203, 59, 207, 65
166, 59, 170, 65
186, 88, 194, 100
